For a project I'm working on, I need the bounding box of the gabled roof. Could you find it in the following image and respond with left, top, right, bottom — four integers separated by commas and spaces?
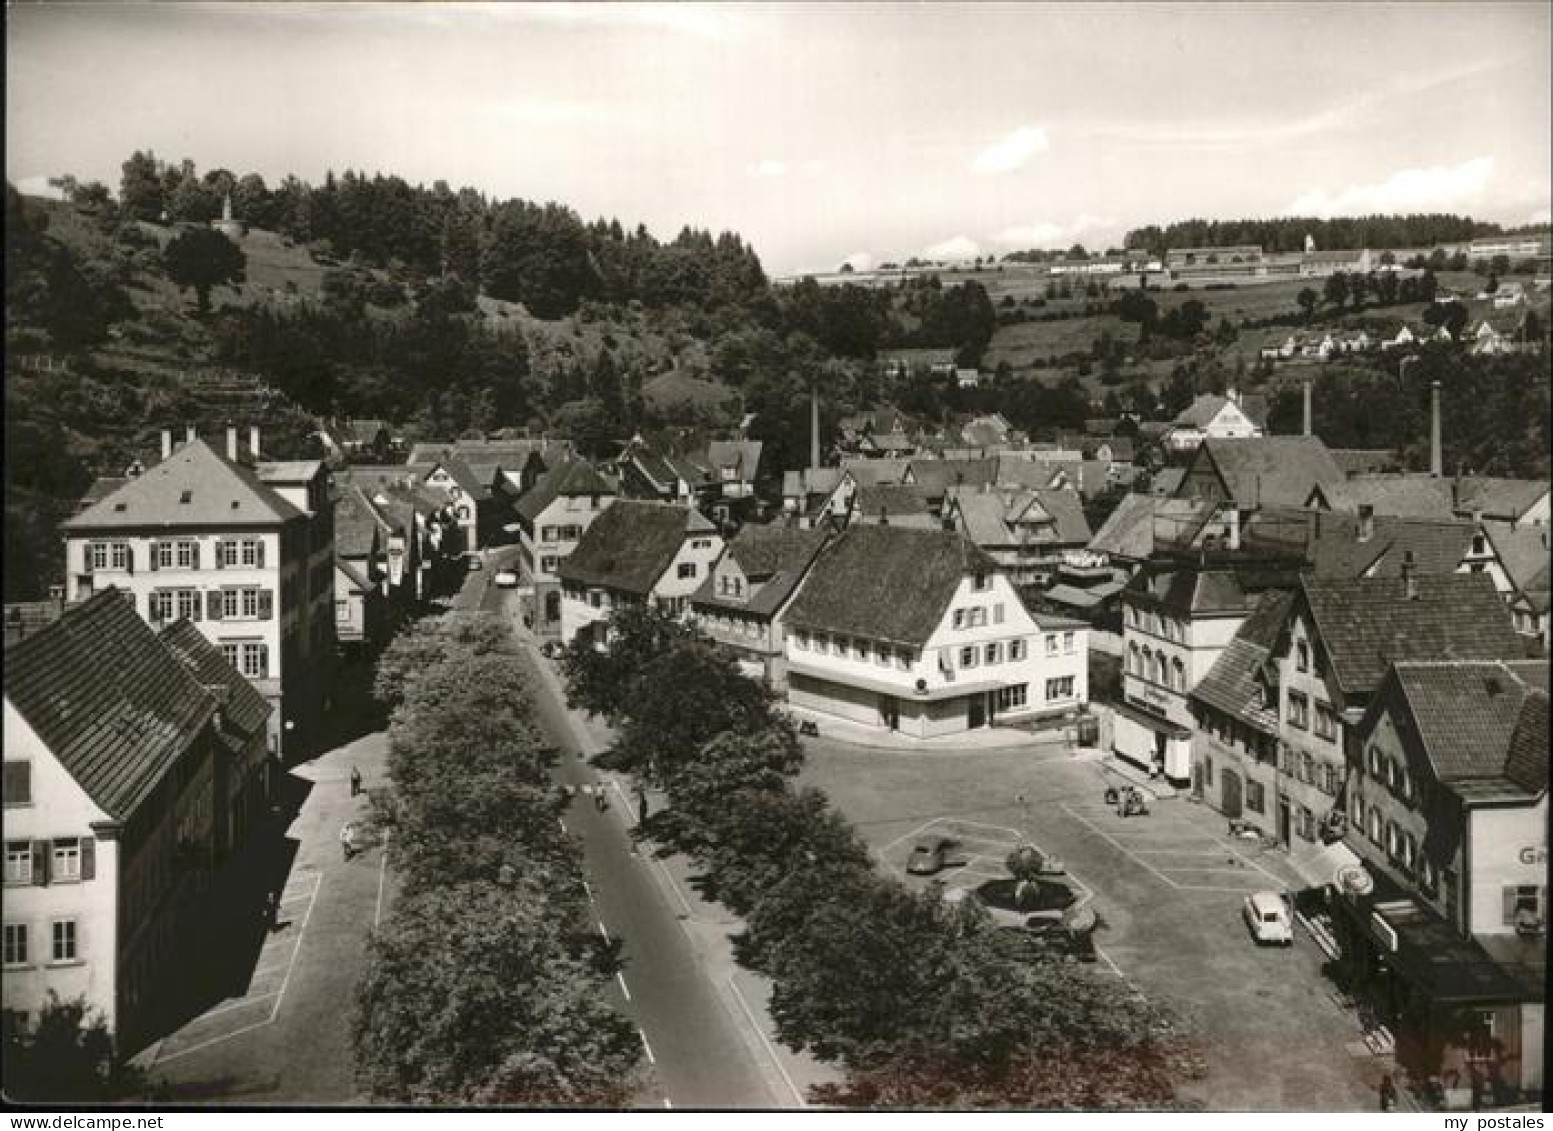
705, 440, 763, 478
1173, 394, 1237, 429
64, 439, 304, 530
558, 501, 714, 594
515, 460, 614, 523
1189, 589, 1296, 732
335, 486, 390, 558
335, 556, 374, 592
947, 490, 1014, 546
1027, 488, 1091, 544
782, 467, 844, 499
1315, 475, 1456, 520
255, 461, 323, 484
1124, 564, 1253, 617
1487, 525, 1552, 594
158, 618, 271, 740
1377, 660, 1548, 800
1150, 467, 1186, 497
3, 590, 215, 820
783, 525, 999, 647
423, 454, 491, 500
79, 477, 129, 510
838, 459, 910, 487
1329, 449, 1402, 477
691, 525, 830, 618
1453, 477, 1550, 521
994, 455, 1058, 491
1297, 572, 1525, 699
1244, 508, 1479, 580
343, 418, 389, 445
852, 483, 933, 523
1184, 436, 1344, 508
1088, 495, 1214, 560
406, 439, 547, 467
906, 458, 999, 496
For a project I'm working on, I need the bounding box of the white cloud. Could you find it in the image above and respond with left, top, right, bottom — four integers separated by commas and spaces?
841, 251, 876, 273
1285, 157, 1495, 218
1530, 208, 1551, 227
748, 159, 787, 179
922, 235, 981, 261
991, 213, 1118, 249
971, 125, 1050, 175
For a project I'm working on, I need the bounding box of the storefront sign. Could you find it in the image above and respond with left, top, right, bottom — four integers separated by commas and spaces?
1370, 912, 1398, 953
1519, 847, 1547, 866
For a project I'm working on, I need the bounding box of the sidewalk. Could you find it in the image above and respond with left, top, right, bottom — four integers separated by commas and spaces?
785, 702, 1080, 755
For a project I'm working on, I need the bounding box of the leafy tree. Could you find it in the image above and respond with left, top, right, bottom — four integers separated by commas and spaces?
373, 610, 518, 708
162, 226, 246, 314
118, 150, 164, 221
549, 397, 616, 461
2, 993, 145, 1102
352, 881, 643, 1104
1296, 286, 1318, 323
1322, 270, 1350, 312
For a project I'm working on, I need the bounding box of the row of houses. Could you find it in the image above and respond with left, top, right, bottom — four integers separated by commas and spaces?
554, 501, 1090, 740
1259, 315, 1541, 364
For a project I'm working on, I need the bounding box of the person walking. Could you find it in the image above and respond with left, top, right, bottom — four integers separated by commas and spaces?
341, 822, 355, 861
1378, 1073, 1397, 1112
350, 766, 362, 797
594, 780, 608, 812
634, 785, 649, 823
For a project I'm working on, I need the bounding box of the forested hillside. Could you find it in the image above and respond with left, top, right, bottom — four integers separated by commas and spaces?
1124, 213, 1514, 256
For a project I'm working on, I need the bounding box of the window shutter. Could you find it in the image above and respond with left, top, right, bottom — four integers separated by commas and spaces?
191, 594, 202, 622
256, 541, 267, 568
258, 590, 273, 620
32, 841, 48, 886
215, 541, 226, 570
1504, 887, 1518, 925
208, 590, 223, 620
191, 542, 201, 570
124, 544, 134, 575
994, 603, 1005, 624
82, 544, 95, 574
80, 838, 95, 881
149, 542, 160, 571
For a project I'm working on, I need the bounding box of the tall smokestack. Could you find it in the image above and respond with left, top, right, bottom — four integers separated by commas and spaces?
1430, 380, 1443, 478
1302, 378, 1313, 437
810, 391, 820, 469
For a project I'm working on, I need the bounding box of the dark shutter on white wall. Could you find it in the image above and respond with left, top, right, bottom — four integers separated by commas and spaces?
149, 542, 160, 571
208, 591, 223, 620
258, 590, 273, 620
80, 837, 95, 881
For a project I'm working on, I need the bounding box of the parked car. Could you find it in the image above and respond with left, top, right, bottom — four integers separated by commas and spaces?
1242, 891, 1294, 946
494, 569, 519, 588
906, 836, 961, 876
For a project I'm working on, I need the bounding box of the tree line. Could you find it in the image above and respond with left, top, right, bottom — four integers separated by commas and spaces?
1124, 214, 1505, 256
353, 613, 644, 1104
562, 605, 1204, 1108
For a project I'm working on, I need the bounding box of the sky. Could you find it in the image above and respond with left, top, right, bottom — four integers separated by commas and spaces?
7, 2, 1552, 277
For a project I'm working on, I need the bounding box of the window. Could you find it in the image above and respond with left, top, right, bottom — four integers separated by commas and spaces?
3, 924, 27, 968
90, 542, 111, 570
993, 603, 1005, 625
1352, 794, 1366, 829
998, 684, 1028, 710
177, 540, 196, 568
1505, 885, 1543, 926
5, 842, 31, 885
1203, 756, 1214, 788
176, 589, 201, 621
895, 650, 910, 671
589, 591, 602, 609
52, 838, 80, 882
1367, 745, 1383, 778
1171, 657, 1185, 691
240, 539, 260, 567
1045, 676, 1075, 701
241, 642, 269, 679
1287, 690, 1309, 729
335, 598, 350, 621
541, 556, 558, 573
984, 642, 1000, 664
691, 538, 712, 550
156, 542, 175, 569
111, 543, 129, 570
541, 525, 558, 542
971, 573, 991, 592
221, 642, 240, 668
1314, 701, 1338, 741
1063, 631, 1075, 654
969, 608, 987, 628
1400, 832, 1417, 873
1296, 641, 1310, 672
1322, 763, 1340, 796
677, 563, 697, 580
1297, 805, 1315, 841
953, 609, 966, 630
876, 646, 891, 667
151, 590, 177, 622
50, 920, 76, 963
1419, 856, 1438, 898
1127, 605, 1139, 627
1045, 634, 1058, 656
1246, 780, 1266, 814
1300, 752, 1314, 783
1010, 639, 1027, 661
795, 632, 809, 651
960, 646, 978, 668
1368, 808, 1382, 845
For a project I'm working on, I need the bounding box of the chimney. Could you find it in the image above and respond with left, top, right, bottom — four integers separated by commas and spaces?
810, 391, 820, 470
1402, 549, 1418, 600
226, 424, 239, 462
1302, 378, 1313, 437
161, 428, 173, 461
1429, 380, 1443, 478
1357, 504, 1375, 543
249, 425, 261, 458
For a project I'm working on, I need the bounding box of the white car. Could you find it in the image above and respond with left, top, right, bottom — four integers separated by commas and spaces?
1242, 891, 1294, 946
494, 569, 519, 589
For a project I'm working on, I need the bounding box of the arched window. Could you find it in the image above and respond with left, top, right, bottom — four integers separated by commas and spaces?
1128, 642, 1140, 674
1171, 657, 1186, 691
1141, 646, 1153, 682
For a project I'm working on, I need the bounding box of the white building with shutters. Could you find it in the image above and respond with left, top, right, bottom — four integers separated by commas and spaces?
3, 591, 221, 1052
59, 430, 334, 759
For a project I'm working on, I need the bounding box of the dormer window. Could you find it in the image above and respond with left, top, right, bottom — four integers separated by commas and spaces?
971, 573, 990, 592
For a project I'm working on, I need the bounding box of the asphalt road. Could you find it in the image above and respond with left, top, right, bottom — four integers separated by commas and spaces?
475, 567, 785, 1110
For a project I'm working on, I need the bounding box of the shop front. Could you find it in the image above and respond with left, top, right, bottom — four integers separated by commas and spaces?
1110, 696, 1193, 785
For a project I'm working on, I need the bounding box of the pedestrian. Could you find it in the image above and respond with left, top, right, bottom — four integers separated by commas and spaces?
349, 766, 362, 797
594, 780, 608, 812
1379, 1073, 1397, 1112
341, 822, 355, 861
634, 785, 649, 823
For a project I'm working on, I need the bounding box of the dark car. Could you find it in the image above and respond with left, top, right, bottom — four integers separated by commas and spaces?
906, 836, 961, 876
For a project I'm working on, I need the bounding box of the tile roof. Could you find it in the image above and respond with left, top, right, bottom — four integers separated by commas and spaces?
1125, 564, 1253, 617
1173, 394, 1235, 429
79, 477, 129, 510
1244, 508, 1478, 579
1485, 526, 1551, 594
1027, 488, 1092, 544
705, 440, 763, 478
255, 461, 323, 483
947, 490, 1013, 546
3, 590, 216, 820
1189, 589, 1295, 731
782, 467, 844, 500
1149, 468, 1186, 497
158, 618, 271, 740
423, 454, 491, 500
515, 459, 614, 523
64, 439, 304, 530
1087, 495, 1214, 560
1454, 477, 1550, 521
783, 524, 999, 647
558, 500, 714, 594
1385, 660, 1548, 798
1329, 449, 1402, 477
406, 440, 547, 467
2, 600, 66, 650
334, 486, 390, 558
852, 482, 934, 522
838, 459, 910, 487
1299, 572, 1525, 699
691, 525, 830, 619
906, 458, 999, 496
1315, 475, 1456, 520
1187, 436, 1345, 508
343, 418, 389, 445
335, 556, 374, 592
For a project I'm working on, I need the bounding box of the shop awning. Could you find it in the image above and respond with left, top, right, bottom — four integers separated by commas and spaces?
1108, 696, 1192, 739
1288, 837, 1363, 891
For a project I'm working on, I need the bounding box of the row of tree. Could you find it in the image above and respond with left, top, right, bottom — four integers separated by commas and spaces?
1124, 213, 1505, 256
353, 613, 644, 1104
562, 606, 1203, 1108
